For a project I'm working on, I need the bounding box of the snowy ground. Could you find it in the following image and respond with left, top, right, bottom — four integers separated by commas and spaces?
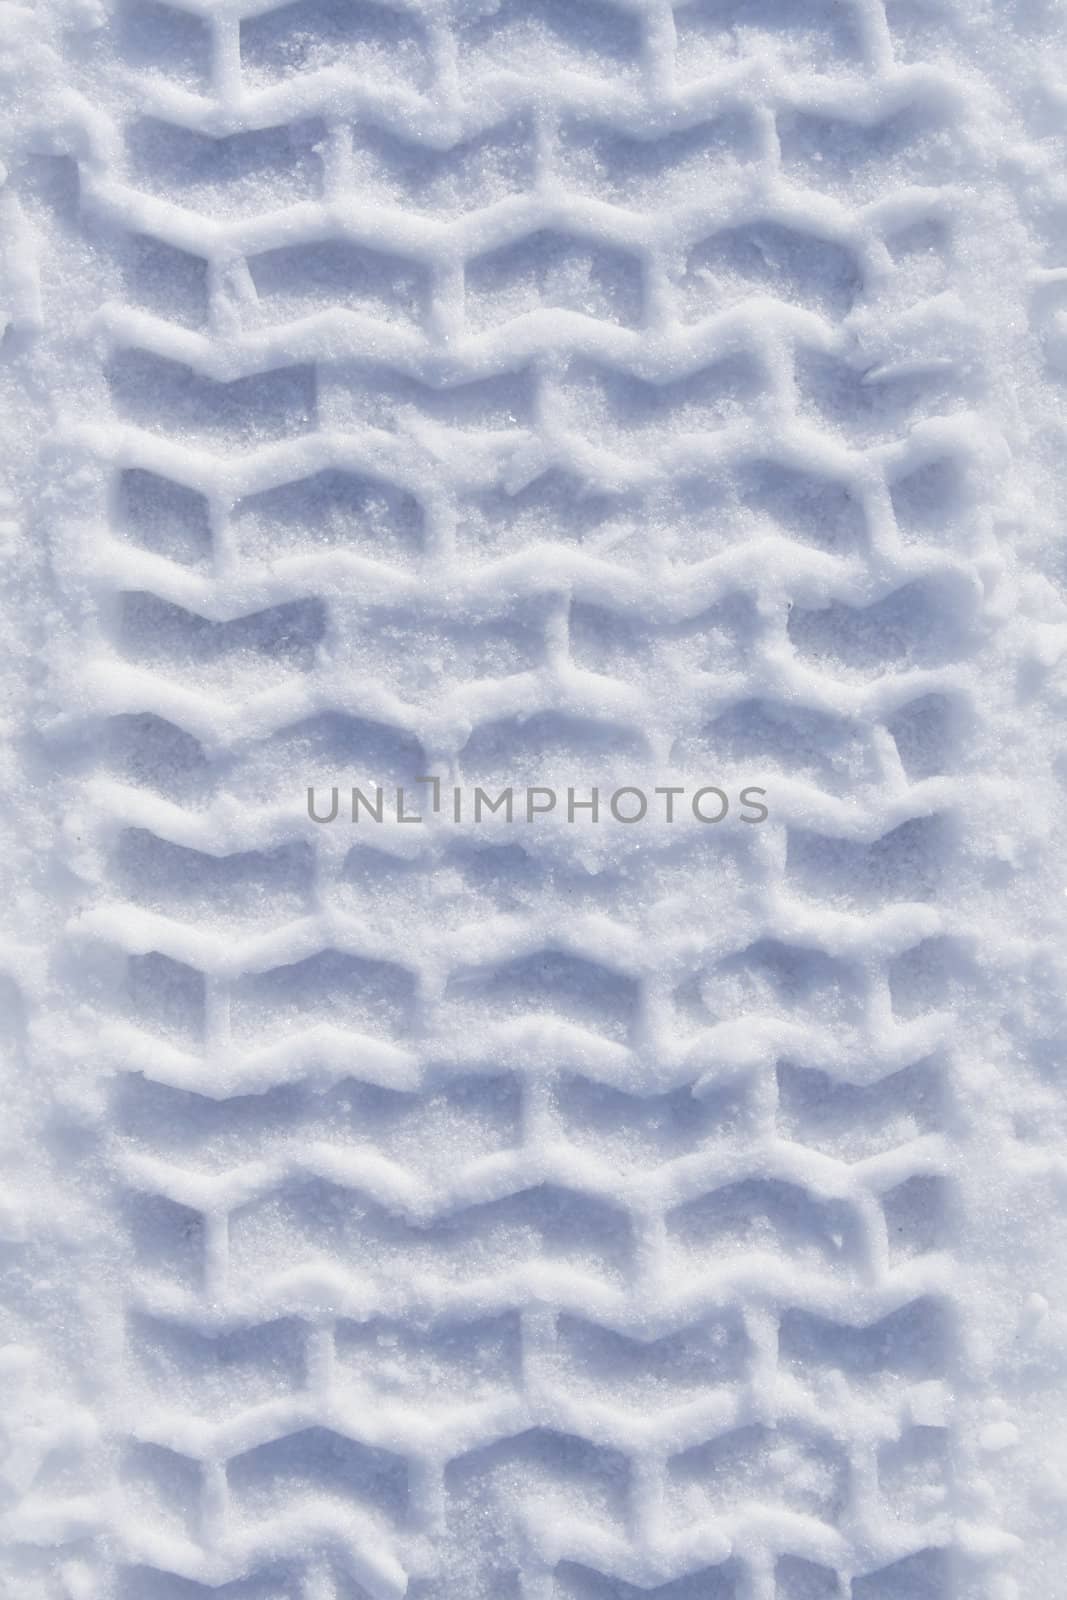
2, 0, 1067, 1595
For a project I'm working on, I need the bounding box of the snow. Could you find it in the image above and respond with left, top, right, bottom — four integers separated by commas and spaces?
1, 0, 1067, 1596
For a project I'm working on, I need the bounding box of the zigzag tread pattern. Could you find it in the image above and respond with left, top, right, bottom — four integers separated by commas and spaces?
1, 0, 1040, 1597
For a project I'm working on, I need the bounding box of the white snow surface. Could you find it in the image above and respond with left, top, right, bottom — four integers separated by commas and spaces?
2, 0, 1067, 1596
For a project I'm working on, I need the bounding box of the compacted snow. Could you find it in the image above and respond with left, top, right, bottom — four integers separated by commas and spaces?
2, 0, 1067, 1595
